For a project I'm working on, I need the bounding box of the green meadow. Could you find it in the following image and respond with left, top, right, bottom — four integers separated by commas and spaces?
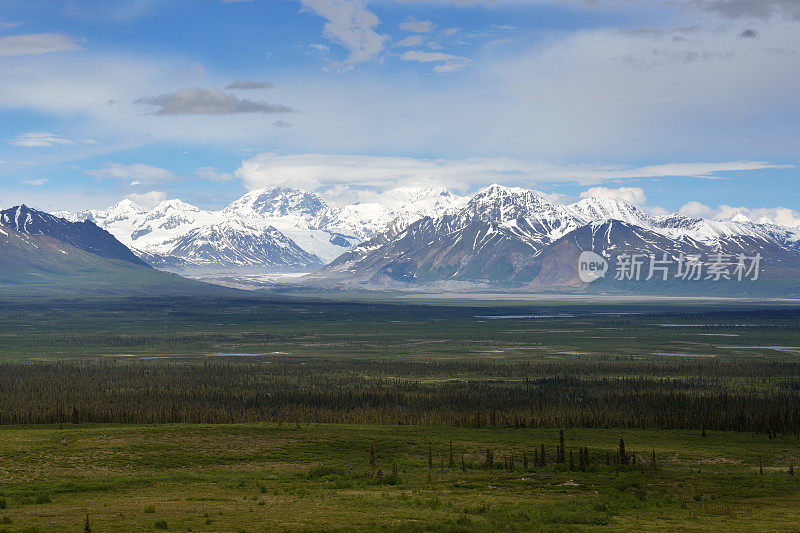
1, 296, 799, 531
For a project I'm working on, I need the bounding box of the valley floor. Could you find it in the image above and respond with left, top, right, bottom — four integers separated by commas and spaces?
2, 423, 800, 532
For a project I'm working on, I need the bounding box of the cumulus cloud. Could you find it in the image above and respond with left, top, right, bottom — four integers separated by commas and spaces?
235, 153, 786, 196
193, 166, 234, 182
399, 17, 434, 33
400, 50, 472, 72
225, 80, 275, 90
134, 88, 294, 115
679, 200, 714, 218
680, 201, 800, 227
395, 35, 425, 47
299, 0, 388, 67
0, 33, 81, 57
10, 132, 76, 148
580, 186, 646, 206
125, 191, 167, 209
86, 163, 177, 184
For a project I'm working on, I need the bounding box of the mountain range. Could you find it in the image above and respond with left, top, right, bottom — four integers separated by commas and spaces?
0, 206, 227, 296
49, 184, 800, 294
56, 187, 466, 271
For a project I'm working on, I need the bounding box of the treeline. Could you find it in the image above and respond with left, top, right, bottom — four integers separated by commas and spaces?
2, 359, 800, 435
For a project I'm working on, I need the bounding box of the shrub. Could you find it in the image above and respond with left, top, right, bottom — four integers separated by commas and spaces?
154, 519, 168, 529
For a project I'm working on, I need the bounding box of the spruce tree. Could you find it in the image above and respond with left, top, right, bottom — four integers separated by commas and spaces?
369, 441, 376, 467
558, 429, 566, 463
540, 444, 547, 467
448, 440, 455, 468
84, 514, 91, 533
427, 443, 433, 469
618, 438, 627, 465
569, 450, 575, 471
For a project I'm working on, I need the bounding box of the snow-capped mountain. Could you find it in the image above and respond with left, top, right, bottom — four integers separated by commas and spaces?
58, 186, 467, 271
54, 183, 800, 288
316, 184, 800, 291
165, 220, 320, 268
1, 205, 147, 266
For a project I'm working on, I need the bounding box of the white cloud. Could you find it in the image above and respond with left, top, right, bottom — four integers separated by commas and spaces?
0, 33, 81, 57
299, 0, 388, 67
395, 35, 425, 47
680, 201, 800, 227
194, 166, 234, 182
125, 191, 166, 209
235, 152, 785, 196
86, 163, 177, 184
0, 21, 24, 29
22, 177, 48, 186
580, 186, 646, 206
679, 200, 714, 218
400, 50, 472, 72
10, 132, 76, 148
399, 17, 434, 33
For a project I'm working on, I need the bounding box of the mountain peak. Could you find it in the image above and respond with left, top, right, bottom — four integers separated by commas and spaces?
225, 187, 327, 218
0, 205, 147, 266
153, 199, 199, 211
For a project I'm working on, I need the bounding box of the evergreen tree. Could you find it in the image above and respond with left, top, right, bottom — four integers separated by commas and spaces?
448, 440, 455, 468
540, 444, 547, 467
427, 443, 433, 469
558, 429, 566, 463
618, 438, 627, 465
369, 441, 376, 467
569, 449, 575, 471
523, 450, 528, 470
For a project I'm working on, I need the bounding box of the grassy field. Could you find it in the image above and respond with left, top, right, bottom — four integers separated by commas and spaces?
2, 423, 800, 532
1, 295, 800, 531
0, 296, 798, 362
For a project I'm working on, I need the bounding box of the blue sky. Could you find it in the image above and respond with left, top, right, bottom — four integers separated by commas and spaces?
0, 0, 798, 225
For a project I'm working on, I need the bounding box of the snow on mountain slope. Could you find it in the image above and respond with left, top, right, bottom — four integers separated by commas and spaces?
59, 186, 467, 270
57, 184, 800, 279
568, 197, 649, 228
318, 185, 800, 289
0, 205, 147, 266
164, 220, 320, 267
321, 185, 586, 285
